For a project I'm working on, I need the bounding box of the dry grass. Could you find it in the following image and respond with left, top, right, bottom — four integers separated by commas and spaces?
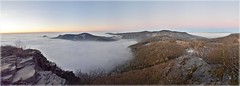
128, 41, 185, 70
92, 60, 175, 85
197, 38, 239, 85
202, 44, 239, 72
75, 69, 107, 84
207, 44, 239, 84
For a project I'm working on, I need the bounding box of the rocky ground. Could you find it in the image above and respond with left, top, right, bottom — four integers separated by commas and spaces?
1, 46, 81, 85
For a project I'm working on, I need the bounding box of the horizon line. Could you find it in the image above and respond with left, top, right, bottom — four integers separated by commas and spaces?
1, 30, 239, 34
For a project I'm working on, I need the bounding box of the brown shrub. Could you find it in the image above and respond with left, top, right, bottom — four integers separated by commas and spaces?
205, 44, 239, 70
1, 45, 23, 57
92, 60, 175, 85
128, 41, 185, 70
189, 40, 206, 49
204, 47, 223, 64
75, 68, 107, 84
203, 43, 239, 84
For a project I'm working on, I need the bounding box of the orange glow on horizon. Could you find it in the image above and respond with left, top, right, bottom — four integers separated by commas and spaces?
0, 26, 117, 34
0, 15, 238, 34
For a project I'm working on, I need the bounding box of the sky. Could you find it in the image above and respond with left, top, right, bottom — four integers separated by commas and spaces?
0, 1, 239, 33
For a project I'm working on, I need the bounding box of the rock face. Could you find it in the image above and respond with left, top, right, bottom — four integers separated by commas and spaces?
53, 33, 119, 41
107, 30, 205, 41
1, 46, 81, 85
162, 55, 215, 84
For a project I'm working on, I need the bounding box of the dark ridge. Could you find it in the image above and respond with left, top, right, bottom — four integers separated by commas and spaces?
107, 30, 206, 41
205, 33, 239, 43
52, 33, 119, 41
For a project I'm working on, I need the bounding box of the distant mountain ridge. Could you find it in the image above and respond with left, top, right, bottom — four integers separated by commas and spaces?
52, 30, 207, 41
107, 30, 206, 41
53, 33, 119, 41
205, 33, 240, 43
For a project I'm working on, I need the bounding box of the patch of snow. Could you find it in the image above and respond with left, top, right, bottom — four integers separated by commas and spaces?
143, 43, 151, 46
186, 48, 195, 54
228, 76, 232, 79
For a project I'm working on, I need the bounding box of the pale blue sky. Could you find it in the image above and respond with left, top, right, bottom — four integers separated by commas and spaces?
1, 1, 239, 33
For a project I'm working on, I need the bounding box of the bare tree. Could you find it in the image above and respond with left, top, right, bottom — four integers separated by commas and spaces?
14, 40, 26, 49
75, 68, 106, 84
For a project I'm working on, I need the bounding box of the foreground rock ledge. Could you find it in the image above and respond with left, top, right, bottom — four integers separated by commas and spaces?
1, 46, 81, 85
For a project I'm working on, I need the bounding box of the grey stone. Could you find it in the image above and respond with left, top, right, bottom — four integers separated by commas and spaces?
1, 48, 66, 85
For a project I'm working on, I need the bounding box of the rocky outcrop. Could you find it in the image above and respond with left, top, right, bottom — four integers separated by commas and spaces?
53, 33, 119, 41
107, 30, 205, 41
162, 55, 218, 84
1, 46, 81, 85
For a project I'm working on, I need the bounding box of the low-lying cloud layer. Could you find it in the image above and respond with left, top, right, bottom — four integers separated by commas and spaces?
1, 33, 137, 73
1, 32, 230, 73
35, 39, 137, 73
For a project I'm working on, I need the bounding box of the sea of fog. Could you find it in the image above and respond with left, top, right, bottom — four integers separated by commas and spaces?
189, 32, 231, 38
0, 32, 231, 73
1, 32, 137, 73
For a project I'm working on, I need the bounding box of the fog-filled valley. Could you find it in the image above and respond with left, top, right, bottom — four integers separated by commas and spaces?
0, 32, 231, 73
1, 32, 137, 73
1, 31, 238, 85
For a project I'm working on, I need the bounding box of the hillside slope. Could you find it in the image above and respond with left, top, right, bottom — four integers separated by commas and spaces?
93, 33, 239, 85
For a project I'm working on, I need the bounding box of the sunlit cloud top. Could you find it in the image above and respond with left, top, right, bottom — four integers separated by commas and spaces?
1, 1, 239, 33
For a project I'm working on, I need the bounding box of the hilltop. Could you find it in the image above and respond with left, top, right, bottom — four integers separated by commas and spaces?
107, 30, 205, 41
53, 33, 119, 41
